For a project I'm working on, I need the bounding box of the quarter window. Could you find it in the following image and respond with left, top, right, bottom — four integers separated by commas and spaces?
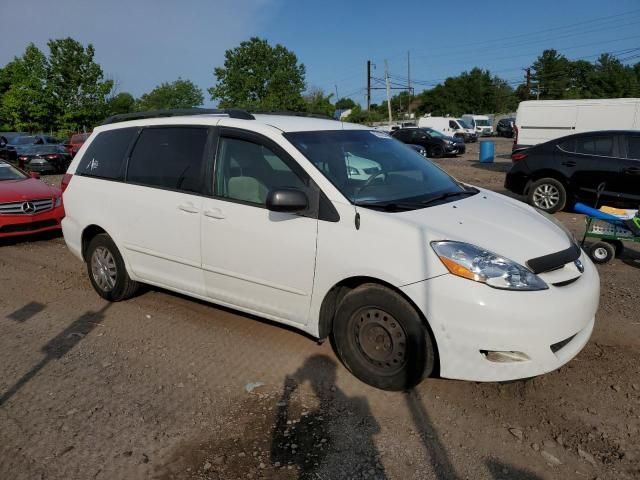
575, 136, 613, 156
78, 128, 138, 180
127, 127, 208, 193
558, 139, 575, 153
214, 137, 306, 206
625, 136, 640, 160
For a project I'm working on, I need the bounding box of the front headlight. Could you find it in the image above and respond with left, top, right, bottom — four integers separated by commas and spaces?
348, 166, 359, 176
431, 241, 548, 291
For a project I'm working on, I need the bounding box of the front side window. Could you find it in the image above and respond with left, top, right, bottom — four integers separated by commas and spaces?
214, 137, 306, 205
576, 136, 613, 156
449, 120, 458, 129
286, 130, 470, 210
78, 128, 138, 180
127, 127, 208, 193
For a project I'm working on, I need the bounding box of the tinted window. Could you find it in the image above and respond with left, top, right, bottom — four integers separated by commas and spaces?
625, 135, 640, 160
127, 127, 208, 193
576, 136, 613, 156
449, 120, 458, 129
392, 130, 410, 142
215, 137, 306, 206
78, 128, 138, 180
558, 138, 575, 152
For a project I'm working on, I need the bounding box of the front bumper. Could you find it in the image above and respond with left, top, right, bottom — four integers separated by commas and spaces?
0, 205, 65, 238
445, 144, 466, 155
401, 251, 599, 382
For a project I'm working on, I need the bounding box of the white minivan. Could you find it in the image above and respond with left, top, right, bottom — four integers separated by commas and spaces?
61, 109, 599, 391
417, 116, 477, 142
514, 98, 640, 150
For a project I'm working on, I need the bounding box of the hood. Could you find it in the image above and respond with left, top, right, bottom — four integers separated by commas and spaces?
0, 178, 59, 202
394, 189, 571, 267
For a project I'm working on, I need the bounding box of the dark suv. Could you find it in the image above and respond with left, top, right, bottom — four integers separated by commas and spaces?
496, 118, 515, 138
391, 127, 465, 158
505, 130, 640, 213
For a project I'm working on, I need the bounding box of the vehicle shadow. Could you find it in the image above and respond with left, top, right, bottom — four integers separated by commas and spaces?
0, 303, 110, 406
0, 229, 62, 247
271, 354, 388, 479
470, 160, 512, 174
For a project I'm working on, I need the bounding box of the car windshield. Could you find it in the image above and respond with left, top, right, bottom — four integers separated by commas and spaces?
422, 128, 445, 138
475, 119, 490, 126
457, 119, 471, 129
285, 130, 473, 210
15, 136, 37, 145
0, 162, 27, 181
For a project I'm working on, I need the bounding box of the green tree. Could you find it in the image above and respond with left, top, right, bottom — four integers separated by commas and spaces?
107, 92, 136, 115
209, 37, 306, 111
530, 49, 572, 99
303, 87, 334, 116
136, 79, 204, 111
47, 37, 114, 130
0, 44, 51, 132
588, 54, 639, 98
335, 97, 356, 110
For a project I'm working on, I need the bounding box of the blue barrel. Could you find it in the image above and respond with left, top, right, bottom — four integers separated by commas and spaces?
479, 140, 495, 163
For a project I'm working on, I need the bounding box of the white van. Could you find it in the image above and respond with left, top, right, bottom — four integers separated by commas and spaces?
514, 98, 640, 150
61, 109, 598, 391
462, 114, 493, 136
417, 116, 477, 142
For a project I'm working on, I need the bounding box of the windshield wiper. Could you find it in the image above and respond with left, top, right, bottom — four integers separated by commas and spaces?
420, 189, 477, 206
354, 200, 426, 212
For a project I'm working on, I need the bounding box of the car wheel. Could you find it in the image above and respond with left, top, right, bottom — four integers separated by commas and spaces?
588, 241, 615, 264
528, 178, 567, 213
429, 145, 444, 158
331, 283, 435, 391
86, 233, 139, 301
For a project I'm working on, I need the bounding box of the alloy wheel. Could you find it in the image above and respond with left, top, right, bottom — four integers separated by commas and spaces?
91, 246, 117, 292
532, 183, 560, 210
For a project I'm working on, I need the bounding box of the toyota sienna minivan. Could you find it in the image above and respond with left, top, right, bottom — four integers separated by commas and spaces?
61, 109, 600, 391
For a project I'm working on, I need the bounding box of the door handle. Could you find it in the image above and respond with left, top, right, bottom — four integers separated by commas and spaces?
561, 161, 576, 167
178, 202, 200, 214
204, 208, 225, 219
623, 166, 640, 175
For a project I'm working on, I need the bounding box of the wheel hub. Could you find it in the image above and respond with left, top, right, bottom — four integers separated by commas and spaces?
91, 246, 117, 292
533, 184, 560, 210
353, 308, 407, 370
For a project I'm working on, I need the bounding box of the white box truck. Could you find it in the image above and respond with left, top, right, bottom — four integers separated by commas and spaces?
417, 116, 477, 142
514, 98, 640, 150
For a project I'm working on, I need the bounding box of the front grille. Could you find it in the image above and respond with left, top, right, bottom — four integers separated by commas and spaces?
0, 198, 53, 215
0, 219, 58, 233
363, 167, 380, 174
550, 334, 576, 354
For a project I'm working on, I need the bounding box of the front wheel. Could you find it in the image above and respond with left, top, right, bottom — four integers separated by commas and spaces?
527, 178, 567, 213
331, 283, 436, 391
429, 145, 444, 158
86, 233, 139, 301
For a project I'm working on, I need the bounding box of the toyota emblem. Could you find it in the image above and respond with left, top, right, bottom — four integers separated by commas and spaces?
21, 201, 36, 214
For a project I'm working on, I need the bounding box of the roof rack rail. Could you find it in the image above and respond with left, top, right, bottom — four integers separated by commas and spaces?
250, 110, 335, 120
101, 108, 255, 125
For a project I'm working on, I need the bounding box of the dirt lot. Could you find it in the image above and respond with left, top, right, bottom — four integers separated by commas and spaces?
1, 137, 639, 480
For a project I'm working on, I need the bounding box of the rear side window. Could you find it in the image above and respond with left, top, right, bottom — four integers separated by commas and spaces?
127, 127, 208, 193
78, 128, 138, 180
625, 135, 640, 160
558, 138, 575, 152
576, 136, 613, 156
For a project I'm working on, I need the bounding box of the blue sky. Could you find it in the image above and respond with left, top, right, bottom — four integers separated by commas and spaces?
1, 0, 639, 107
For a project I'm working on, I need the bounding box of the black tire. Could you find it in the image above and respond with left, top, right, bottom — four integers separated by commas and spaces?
86, 233, 139, 301
429, 145, 444, 158
588, 241, 615, 264
331, 283, 435, 391
527, 177, 567, 213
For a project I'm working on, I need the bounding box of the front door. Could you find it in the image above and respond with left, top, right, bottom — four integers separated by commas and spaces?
201, 130, 318, 325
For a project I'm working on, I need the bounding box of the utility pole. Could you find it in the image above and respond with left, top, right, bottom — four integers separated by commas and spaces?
384, 60, 392, 125
407, 51, 412, 117
367, 60, 372, 111
334, 84, 339, 100
524, 67, 531, 98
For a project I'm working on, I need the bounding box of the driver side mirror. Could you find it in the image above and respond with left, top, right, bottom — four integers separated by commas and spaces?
29, 171, 41, 179
266, 188, 308, 213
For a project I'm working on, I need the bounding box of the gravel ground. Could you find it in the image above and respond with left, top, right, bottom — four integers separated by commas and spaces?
1, 137, 639, 480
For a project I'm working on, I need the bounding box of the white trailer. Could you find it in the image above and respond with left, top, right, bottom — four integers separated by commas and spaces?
514, 98, 640, 150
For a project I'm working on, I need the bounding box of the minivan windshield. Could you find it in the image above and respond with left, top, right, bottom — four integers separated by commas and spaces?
475, 119, 490, 126
457, 119, 471, 129
286, 130, 475, 210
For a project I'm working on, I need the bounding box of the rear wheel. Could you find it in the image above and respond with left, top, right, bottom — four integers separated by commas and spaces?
86, 233, 139, 301
331, 283, 435, 391
528, 178, 567, 213
588, 241, 615, 264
